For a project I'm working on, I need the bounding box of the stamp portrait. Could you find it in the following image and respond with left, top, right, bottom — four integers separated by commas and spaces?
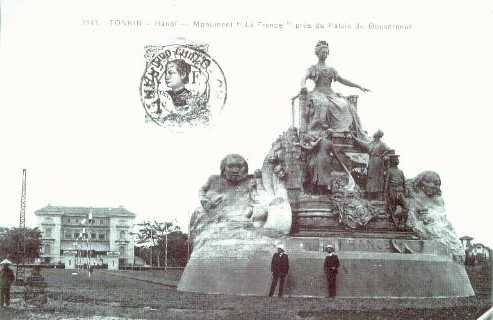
140, 44, 227, 128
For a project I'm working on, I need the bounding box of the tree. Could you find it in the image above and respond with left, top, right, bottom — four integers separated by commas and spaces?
160, 230, 189, 267
135, 221, 158, 267
135, 220, 186, 269
152, 221, 179, 270
0, 227, 42, 264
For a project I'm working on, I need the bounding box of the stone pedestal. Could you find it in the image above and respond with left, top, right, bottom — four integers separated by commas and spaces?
287, 238, 474, 298
178, 236, 474, 298
291, 196, 408, 236
178, 249, 272, 295
178, 241, 273, 295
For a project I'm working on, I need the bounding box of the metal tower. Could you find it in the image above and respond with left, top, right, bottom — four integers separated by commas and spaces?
19, 169, 26, 228
15, 169, 27, 284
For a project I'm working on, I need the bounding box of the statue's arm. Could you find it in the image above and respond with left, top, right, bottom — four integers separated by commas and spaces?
336, 74, 370, 93
401, 171, 409, 197
351, 134, 370, 152
300, 69, 312, 94
384, 172, 390, 194
199, 177, 214, 208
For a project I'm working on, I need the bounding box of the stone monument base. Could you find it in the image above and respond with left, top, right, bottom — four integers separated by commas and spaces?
178, 237, 474, 298
177, 241, 274, 295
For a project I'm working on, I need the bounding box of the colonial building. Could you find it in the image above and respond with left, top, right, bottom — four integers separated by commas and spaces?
35, 205, 136, 270
460, 235, 492, 265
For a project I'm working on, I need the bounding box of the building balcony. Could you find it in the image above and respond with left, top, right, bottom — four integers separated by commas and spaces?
61, 239, 110, 242
61, 224, 110, 228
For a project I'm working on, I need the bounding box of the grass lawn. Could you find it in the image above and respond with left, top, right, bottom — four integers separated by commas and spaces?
0, 268, 490, 320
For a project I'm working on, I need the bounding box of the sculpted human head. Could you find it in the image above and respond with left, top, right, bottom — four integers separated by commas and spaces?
416, 171, 442, 197
373, 130, 384, 140
315, 40, 329, 61
389, 154, 400, 167
220, 154, 249, 184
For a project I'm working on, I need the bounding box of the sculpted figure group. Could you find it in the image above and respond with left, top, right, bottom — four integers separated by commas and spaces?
295, 41, 410, 230
406, 171, 464, 258
187, 41, 464, 264
190, 154, 292, 253
180, 42, 468, 300
301, 130, 342, 195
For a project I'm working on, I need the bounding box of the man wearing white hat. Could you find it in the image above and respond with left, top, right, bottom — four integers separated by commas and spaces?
268, 244, 289, 297
0, 259, 15, 307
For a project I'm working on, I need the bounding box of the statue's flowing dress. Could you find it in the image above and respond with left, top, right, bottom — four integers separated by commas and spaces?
306, 64, 367, 139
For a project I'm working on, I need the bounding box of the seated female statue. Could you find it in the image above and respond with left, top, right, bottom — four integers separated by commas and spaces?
301, 41, 369, 139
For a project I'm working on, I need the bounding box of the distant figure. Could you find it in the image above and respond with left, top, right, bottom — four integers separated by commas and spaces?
0, 259, 15, 307
324, 245, 340, 298
268, 244, 289, 297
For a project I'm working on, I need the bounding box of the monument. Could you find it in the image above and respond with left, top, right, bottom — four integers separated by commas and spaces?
178, 41, 474, 298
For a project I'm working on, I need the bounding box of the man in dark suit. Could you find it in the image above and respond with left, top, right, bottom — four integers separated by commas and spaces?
268, 244, 289, 297
324, 245, 340, 298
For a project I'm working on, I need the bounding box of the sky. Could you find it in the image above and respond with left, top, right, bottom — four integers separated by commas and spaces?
1, 0, 492, 246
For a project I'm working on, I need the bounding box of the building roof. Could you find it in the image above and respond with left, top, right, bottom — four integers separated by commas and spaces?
473, 243, 491, 249
35, 205, 136, 218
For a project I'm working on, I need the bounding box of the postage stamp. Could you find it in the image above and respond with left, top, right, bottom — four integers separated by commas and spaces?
140, 44, 227, 128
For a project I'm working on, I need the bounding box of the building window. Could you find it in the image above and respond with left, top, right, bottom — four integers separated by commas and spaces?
44, 244, 51, 255
91, 233, 97, 240
119, 230, 126, 240
74, 232, 80, 239
45, 228, 52, 238
99, 219, 104, 225
119, 245, 126, 257
68, 218, 71, 223
65, 232, 72, 239
98, 233, 105, 240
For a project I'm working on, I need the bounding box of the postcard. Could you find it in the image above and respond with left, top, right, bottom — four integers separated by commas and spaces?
0, 0, 491, 319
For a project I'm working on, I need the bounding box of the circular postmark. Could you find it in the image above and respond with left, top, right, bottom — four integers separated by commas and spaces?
140, 44, 227, 128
